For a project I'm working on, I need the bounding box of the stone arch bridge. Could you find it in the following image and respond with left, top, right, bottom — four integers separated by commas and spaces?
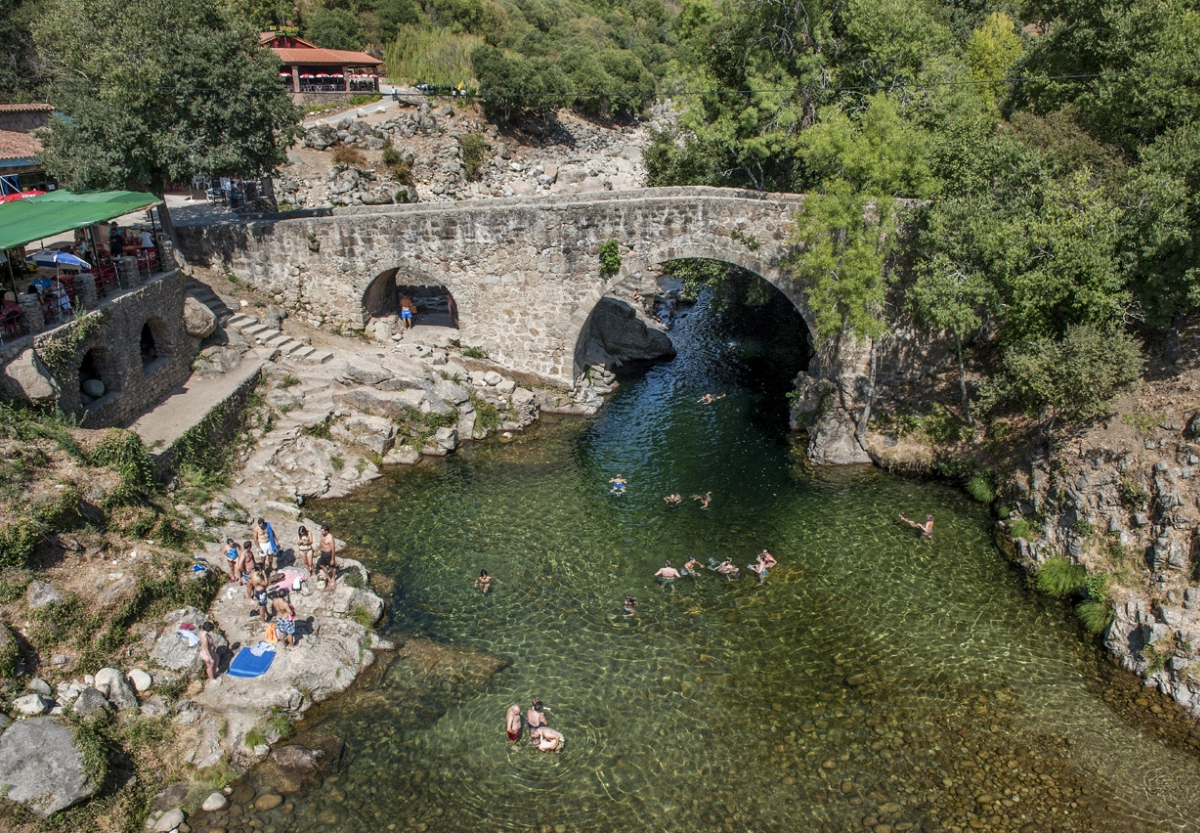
175, 186, 829, 383
176, 186, 877, 463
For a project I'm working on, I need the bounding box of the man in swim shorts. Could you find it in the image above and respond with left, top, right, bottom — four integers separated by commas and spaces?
655, 559, 681, 591
270, 593, 297, 649
506, 704, 522, 744
317, 526, 338, 588
682, 556, 700, 578
399, 294, 415, 329
252, 517, 278, 572
247, 568, 271, 618
608, 474, 627, 494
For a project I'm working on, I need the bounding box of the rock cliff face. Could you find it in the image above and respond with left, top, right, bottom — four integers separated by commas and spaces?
997, 395, 1200, 716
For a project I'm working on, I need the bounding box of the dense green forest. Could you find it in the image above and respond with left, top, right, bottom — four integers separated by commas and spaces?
2, 0, 1198, 429
645, 0, 1200, 432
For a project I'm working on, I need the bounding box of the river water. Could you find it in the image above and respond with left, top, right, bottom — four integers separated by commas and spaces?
219, 290, 1200, 833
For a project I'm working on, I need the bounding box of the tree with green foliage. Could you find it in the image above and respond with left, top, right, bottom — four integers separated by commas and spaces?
307, 5, 366, 50
0, 0, 46, 100
34, 0, 303, 207
997, 323, 1143, 433
470, 44, 567, 126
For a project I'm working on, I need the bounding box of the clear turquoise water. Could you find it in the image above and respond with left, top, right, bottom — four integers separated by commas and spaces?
225, 291, 1200, 833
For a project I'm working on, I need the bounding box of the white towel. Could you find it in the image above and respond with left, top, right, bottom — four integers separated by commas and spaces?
177, 629, 200, 647
249, 641, 277, 657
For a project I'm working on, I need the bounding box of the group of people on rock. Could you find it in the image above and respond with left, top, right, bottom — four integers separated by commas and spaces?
209, 518, 343, 677
505, 699, 565, 752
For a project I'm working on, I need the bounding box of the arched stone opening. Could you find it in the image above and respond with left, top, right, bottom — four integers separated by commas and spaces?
140, 317, 172, 373
572, 251, 815, 381
361, 267, 458, 340
78, 346, 117, 406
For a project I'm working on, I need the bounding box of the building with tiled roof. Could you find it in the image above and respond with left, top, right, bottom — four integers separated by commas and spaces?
261, 31, 382, 102
0, 103, 54, 196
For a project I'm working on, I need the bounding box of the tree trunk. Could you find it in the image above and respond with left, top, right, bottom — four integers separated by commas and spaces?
956, 331, 973, 427
855, 336, 878, 453
1165, 314, 1182, 367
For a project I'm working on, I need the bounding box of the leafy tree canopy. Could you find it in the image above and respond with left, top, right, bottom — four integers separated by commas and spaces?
33, 0, 303, 194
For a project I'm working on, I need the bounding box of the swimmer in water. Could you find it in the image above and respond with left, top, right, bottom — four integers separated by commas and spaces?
506, 704, 522, 744
655, 559, 681, 591
609, 474, 627, 494
475, 569, 502, 594
682, 555, 700, 578
692, 492, 712, 510
624, 596, 637, 616
697, 393, 726, 404
899, 513, 934, 538
715, 557, 740, 580
664, 493, 682, 505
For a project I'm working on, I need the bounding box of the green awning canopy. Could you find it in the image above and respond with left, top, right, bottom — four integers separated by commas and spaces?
0, 189, 162, 251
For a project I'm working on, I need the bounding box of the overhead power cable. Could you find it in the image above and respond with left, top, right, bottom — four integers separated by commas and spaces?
34, 65, 1200, 99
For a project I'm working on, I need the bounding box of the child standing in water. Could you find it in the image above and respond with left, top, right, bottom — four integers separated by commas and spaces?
475, 570, 501, 594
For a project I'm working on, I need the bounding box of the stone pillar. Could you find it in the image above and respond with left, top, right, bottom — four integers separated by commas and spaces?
17, 292, 43, 334
75, 272, 98, 310
158, 240, 177, 272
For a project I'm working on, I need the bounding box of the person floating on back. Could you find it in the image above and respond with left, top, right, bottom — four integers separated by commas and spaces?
899, 513, 934, 538
608, 474, 627, 495
663, 493, 682, 505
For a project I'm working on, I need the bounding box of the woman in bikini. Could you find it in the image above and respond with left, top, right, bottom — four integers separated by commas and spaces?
475, 570, 501, 594
296, 526, 315, 575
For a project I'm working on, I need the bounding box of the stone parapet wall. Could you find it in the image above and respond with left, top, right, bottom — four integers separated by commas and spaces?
175, 187, 813, 384
30, 270, 194, 427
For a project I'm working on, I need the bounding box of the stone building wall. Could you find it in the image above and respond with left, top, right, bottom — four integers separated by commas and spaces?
175, 186, 813, 383
31, 270, 194, 428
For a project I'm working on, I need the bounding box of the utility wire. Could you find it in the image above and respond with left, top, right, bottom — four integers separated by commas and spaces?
34, 64, 1200, 99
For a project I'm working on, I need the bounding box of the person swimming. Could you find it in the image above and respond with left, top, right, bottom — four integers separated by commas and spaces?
682, 556, 700, 578
506, 704, 522, 744
715, 557, 740, 580
624, 596, 637, 616
900, 513, 934, 538
609, 474, 627, 494
692, 492, 712, 510
655, 559, 681, 591
475, 569, 502, 594
663, 493, 682, 505
697, 393, 726, 404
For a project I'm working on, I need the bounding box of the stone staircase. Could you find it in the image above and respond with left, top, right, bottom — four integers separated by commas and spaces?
225, 313, 333, 365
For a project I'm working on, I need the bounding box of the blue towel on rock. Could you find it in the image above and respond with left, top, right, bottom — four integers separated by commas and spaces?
227, 646, 276, 678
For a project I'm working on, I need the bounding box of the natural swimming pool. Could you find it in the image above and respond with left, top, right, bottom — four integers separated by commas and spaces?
207, 290, 1200, 833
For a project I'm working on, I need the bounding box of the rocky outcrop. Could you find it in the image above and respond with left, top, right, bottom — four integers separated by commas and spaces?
806, 408, 872, 466
1000, 406, 1200, 717
577, 297, 675, 370
0, 716, 96, 816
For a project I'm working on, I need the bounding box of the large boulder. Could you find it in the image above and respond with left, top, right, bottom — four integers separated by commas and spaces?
148, 607, 227, 673
183, 297, 218, 339
334, 387, 425, 419
94, 667, 139, 711
0, 716, 96, 816
578, 297, 675, 368
807, 408, 872, 466
71, 687, 112, 720
304, 124, 338, 150
13, 693, 50, 716
25, 580, 63, 610
0, 348, 61, 402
